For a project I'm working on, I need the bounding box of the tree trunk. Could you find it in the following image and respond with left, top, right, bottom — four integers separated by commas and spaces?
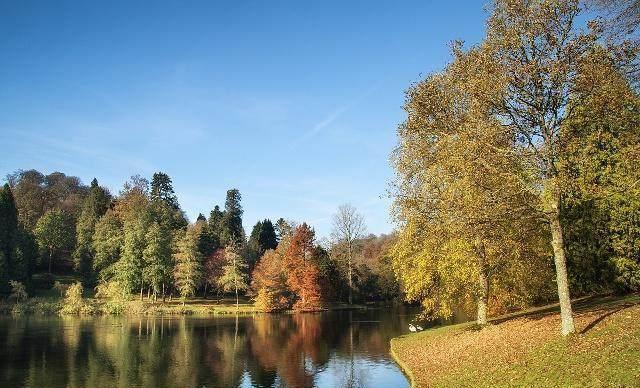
348, 242, 353, 305
548, 192, 575, 335
203, 283, 208, 299
48, 248, 53, 274
162, 282, 166, 303
475, 241, 489, 325
140, 286, 144, 301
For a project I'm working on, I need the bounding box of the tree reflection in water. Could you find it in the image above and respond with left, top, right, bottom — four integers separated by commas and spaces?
0, 308, 414, 387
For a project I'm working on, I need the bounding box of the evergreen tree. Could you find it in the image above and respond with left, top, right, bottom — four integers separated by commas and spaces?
208, 205, 224, 246
196, 213, 206, 222
117, 217, 148, 298
11, 226, 38, 288
150, 172, 188, 230
143, 222, 172, 301
150, 172, 179, 210
275, 218, 292, 242
0, 184, 18, 292
174, 226, 203, 305
73, 178, 110, 283
220, 189, 245, 245
92, 210, 123, 281
259, 219, 278, 252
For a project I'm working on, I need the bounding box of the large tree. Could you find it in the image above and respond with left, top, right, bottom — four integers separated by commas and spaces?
34, 209, 74, 274
284, 223, 324, 311
174, 226, 203, 305
0, 184, 19, 292
220, 189, 245, 246
331, 204, 366, 305
218, 244, 249, 308
73, 178, 111, 283
143, 222, 173, 301
92, 209, 123, 281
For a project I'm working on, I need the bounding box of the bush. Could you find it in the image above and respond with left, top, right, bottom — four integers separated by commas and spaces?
95, 280, 129, 315
60, 282, 85, 315
8, 281, 28, 302
612, 257, 640, 292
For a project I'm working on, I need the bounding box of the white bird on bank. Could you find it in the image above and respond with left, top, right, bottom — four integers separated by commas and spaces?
409, 324, 424, 332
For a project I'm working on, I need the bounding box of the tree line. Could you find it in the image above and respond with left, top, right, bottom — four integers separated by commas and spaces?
391, 0, 640, 335
0, 170, 400, 311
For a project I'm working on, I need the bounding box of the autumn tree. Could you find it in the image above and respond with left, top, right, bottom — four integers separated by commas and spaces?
203, 248, 225, 299
251, 249, 291, 311
284, 224, 324, 311
173, 226, 203, 305
218, 243, 249, 308
34, 209, 74, 274
331, 204, 366, 304
560, 48, 640, 292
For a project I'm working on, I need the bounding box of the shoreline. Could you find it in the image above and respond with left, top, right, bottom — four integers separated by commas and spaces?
389, 294, 640, 387
0, 296, 381, 317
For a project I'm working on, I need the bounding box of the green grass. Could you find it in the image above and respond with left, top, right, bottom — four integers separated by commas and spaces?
391, 294, 640, 387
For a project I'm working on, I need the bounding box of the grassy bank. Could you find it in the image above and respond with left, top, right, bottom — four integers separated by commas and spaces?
390, 294, 640, 387
1, 294, 370, 316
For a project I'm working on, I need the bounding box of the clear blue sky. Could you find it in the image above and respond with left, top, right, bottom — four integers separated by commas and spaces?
0, 1, 487, 238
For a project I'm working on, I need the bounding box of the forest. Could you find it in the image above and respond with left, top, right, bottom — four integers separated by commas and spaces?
0, 170, 399, 313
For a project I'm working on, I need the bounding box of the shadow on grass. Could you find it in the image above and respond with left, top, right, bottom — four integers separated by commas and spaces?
460, 293, 639, 334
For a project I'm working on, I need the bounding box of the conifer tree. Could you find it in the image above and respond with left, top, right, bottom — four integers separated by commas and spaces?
0, 184, 18, 292
143, 222, 172, 301
174, 226, 203, 305
73, 178, 110, 283
220, 189, 245, 245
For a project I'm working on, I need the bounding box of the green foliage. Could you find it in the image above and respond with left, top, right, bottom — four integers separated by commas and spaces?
73, 178, 110, 283
60, 282, 86, 315
173, 226, 203, 302
0, 184, 18, 292
34, 209, 74, 274
92, 210, 123, 280
116, 217, 148, 294
560, 48, 640, 293
220, 189, 244, 246
218, 244, 249, 305
95, 280, 129, 314
143, 222, 172, 298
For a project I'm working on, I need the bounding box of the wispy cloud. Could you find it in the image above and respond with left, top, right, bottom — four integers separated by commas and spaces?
288, 80, 384, 149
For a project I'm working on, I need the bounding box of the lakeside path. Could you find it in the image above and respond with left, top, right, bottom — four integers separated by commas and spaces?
390, 294, 640, 387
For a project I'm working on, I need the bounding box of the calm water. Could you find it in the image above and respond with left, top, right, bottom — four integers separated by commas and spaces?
0, 308, 417, 387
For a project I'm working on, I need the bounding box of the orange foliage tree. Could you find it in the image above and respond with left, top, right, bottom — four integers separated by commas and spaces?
284, 223, 324, 311
251, 249, 291, 311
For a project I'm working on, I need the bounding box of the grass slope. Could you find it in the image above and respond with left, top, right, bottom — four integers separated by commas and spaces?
390, 294, 640, 387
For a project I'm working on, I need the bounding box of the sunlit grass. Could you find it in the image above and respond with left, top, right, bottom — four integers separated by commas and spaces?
391, 294, 640, 387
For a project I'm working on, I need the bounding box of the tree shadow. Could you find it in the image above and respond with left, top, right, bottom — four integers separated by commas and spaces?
579, 303, 634, 334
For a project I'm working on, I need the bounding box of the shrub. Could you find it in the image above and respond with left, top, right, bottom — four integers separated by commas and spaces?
8, 281, 28, 302
60, 282, 84, 315
95, 280, 129, 315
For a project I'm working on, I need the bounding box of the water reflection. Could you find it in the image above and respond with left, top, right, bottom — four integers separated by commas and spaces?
0, 309, 414, 387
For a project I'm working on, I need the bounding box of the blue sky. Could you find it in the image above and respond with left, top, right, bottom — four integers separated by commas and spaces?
0, 1, 487, 238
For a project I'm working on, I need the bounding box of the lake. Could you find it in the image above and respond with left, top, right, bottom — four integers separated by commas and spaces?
0, 308, 418, 387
